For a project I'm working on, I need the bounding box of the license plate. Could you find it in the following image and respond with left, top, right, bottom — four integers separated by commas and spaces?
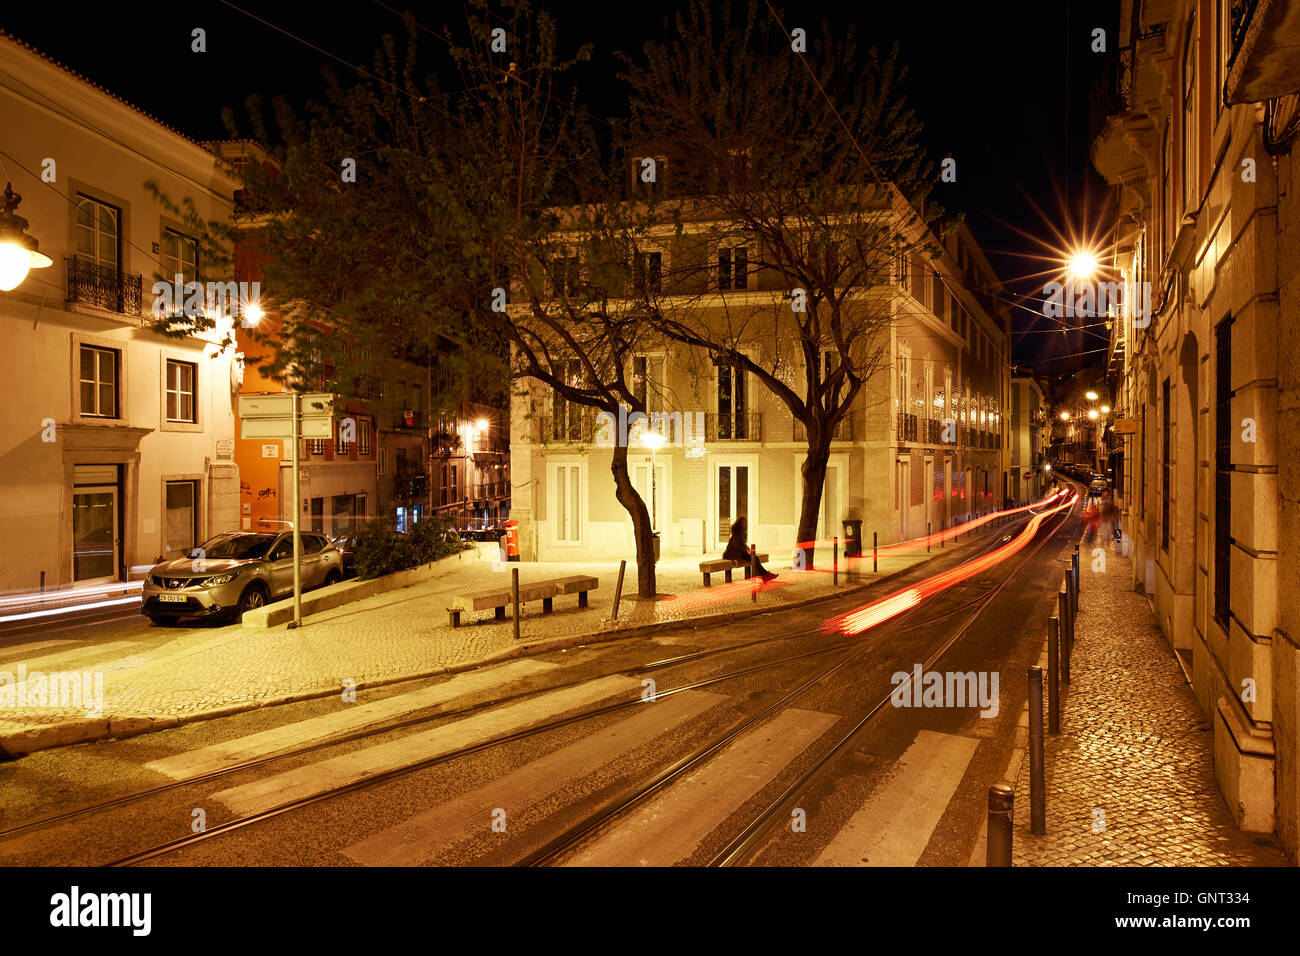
158, 593, 187, 603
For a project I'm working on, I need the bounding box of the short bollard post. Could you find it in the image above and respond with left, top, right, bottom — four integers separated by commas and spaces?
1072, 549, 1081, 596
1047, 616, 1060, 735
512, 567, 521, 641
611, 559, 626, 621
873, 531, 878, 573
750, 545, 758, 603
1029, 665, 1046, 836
927, 522, 931, 553
1059, 587, 1071, 684
833, 536, 839, 587
987, 784, 1014, 867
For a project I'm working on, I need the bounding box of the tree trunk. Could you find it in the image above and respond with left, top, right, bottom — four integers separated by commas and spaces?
610, 441, 657, 598
796, 429, 832, 570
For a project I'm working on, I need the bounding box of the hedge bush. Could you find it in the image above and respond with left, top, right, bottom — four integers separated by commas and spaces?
353, 517, 469, 580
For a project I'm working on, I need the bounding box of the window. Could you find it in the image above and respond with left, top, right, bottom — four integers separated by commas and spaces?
1161, 378, 1172, 550
308, 438, 326, 456
549, 254, 581, 297
161, 229, 198, 283
76, 196, 119, 269
165, 359, 196, 423
358, 417, 371, 456
634, 252, 662, 294
335, 419, 350, 456
1183, 13, 1198, 212
1214, 318, 1232, 628
79, 345, 119, 418
164, 480, 199, 555
895, 237, 908, 290
718, 245, 749, 291
552, 358, 588, 440
555, 463, 582, 542
717, 360, 747, 439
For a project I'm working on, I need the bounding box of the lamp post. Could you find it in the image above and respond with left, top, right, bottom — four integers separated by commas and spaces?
640, 428, 666, 532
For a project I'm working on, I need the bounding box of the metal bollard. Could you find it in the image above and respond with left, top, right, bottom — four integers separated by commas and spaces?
927, 522, 931, 553
986, 784, 1014, 867
873, 531, 878, 573
833, 536, 838, 586
1059, 586, 1071, 684
611, 559, 626, 621
512, 567, 521, 641
750, 545, 758, 602
1029, 665, 1046, 835
1072, 549, 1081, 596
1047, 616, 1060, 735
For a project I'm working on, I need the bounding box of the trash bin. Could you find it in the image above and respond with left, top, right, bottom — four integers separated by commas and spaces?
504, 519, 520, 562
842, 519, 862, 557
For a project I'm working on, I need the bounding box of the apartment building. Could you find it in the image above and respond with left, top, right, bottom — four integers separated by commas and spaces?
1091, 0, 1300, 857
509, 194, 1011, 563
0, 32, 241, 593
1009, 371, 1048, 503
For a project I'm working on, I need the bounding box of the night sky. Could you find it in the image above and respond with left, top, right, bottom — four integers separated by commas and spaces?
1, 0, 1115, 374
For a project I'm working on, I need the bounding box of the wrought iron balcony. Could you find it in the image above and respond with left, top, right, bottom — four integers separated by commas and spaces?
896, 412, 917, 443
793, 416, 852, 442
537, 412, 598, 444
705, 412, 762, 442
66, 257, 142, 316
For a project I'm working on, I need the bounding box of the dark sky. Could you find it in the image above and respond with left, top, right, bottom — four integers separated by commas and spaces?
2, 0, 1115, 374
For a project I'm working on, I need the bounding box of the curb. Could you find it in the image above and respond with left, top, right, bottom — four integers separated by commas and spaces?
0, 526, 997, 759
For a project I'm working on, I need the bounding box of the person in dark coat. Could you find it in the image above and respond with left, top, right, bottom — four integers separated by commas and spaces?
723, 517, 776, 581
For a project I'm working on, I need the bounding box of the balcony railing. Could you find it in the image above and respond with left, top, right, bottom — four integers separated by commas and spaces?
536, 412, 598, 444
66, 257, 142, 316
896, 412, 917, 443
705, 412, 762, 442
473, 481, 509, 499
793, 416, 852, 442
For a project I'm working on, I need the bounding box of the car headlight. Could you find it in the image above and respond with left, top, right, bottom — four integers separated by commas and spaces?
200, 571, 241, 587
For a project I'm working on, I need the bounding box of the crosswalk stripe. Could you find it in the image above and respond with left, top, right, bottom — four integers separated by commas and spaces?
343, 690, 725, 866
814, 729, 979, 867
562, 707, 839, 867
144, 660, 557, 780
210, 674, 641, 816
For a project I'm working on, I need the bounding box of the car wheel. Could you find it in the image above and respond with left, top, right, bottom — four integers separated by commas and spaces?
323, 569, 342, 586
236, 583, 269, 620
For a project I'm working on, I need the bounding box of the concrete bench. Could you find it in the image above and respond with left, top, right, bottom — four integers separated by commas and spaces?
447, 575, 600, 627
699, 553, 769, 587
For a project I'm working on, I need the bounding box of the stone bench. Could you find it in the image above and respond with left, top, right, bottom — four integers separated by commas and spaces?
447, 575, 600, 627
699, 553, 769, 587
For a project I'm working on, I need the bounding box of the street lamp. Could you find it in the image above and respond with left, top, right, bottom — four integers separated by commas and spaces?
1060, 411, 1070, 420
1085, 390, 1099, 401
1067, 250, 1098, 281
640, 428, 666, 533
1088, 409, 1099, 420
1101, 405, 1110, 414
0, 183, 53, 292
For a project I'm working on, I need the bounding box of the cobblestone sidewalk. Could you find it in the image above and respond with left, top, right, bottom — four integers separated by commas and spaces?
1010, 545, 1290, 866
0, 542, 942, 755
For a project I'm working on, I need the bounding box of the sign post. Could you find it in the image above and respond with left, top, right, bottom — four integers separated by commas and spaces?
238, 391, 334, 629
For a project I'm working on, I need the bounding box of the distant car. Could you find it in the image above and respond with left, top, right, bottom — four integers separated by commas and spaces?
141, 531, 343, 624
333, 532, 360, 578
1089, 478, 1108, 497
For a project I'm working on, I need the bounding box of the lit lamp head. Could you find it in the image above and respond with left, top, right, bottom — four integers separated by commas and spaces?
1088, 409, 1099, 420
1085, 391, 1099, 401
1060, 411, 1070, 421
640, 429, 667, 453
1067, 250, 1098, 281
0, 183, 53, 292
476, 418, 489, 433
242, 301, 265, 326
1101, 405, 1111, 414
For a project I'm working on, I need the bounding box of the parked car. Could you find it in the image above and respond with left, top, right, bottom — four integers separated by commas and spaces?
333, 531, 360, 578
1089, 478, 1109, 497
141, 531, 344, 624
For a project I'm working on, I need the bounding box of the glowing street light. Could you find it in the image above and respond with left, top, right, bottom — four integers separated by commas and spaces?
0, 183, 53, 292
1067, 251, 1098, 281
243, 302, 265, 326
1101, 405, 1111, 414
1085, 390, 1099, 401
1088, 409, 1099, 420
1060, 411, 1070, 421
475, 418, 489, 433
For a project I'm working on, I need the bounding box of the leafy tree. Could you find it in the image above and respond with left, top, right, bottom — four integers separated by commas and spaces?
620, 0, 946, 565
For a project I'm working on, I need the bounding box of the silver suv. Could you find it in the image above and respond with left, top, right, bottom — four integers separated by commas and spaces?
141, 531, 344, 624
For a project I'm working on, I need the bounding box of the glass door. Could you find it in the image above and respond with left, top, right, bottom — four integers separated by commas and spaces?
716, 463, 749, 548
73, 485, 118, 581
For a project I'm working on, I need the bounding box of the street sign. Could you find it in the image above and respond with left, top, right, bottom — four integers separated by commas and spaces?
238, 392, 335, 439
241, 416, 332, 439
1113, 418, 1138, 435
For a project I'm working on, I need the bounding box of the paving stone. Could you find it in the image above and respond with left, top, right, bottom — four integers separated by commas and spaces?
1010, 545, 1289, 866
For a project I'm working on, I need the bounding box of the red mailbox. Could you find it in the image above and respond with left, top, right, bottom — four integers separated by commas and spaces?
505, 519, 520, 561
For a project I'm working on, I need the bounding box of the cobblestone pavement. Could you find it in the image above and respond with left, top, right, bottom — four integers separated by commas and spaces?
0, 543, 936, 751
1010, 545, 1290, 866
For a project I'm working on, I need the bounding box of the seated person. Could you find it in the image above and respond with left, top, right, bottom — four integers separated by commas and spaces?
723, 517, 777, 582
